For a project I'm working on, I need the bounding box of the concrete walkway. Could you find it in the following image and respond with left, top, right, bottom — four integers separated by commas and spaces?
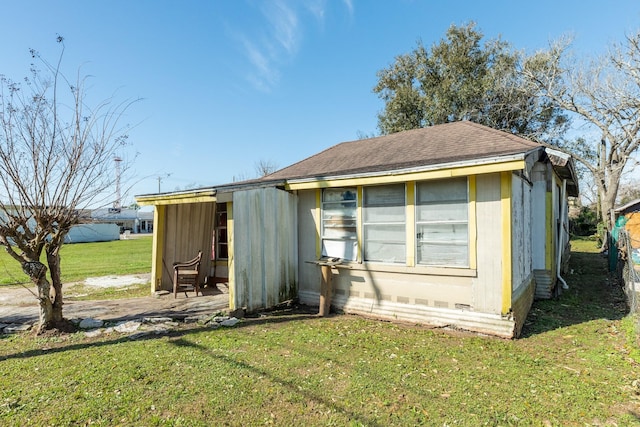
0, 283, 230, 326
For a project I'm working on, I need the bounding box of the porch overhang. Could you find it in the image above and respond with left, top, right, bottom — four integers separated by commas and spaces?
136, 188, 217, 206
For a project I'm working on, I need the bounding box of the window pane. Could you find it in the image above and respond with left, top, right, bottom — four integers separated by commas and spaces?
218, 243, 228, 259
416, 202, 467, 222
322, 204, 356, 221
364, 184, 405, 206
364, 224, 405, 263
323, 188, 357, 202
417, 223, 468, 243
365, 224, 405, 242
417, 243, 468, 266
363, 184, 406, 263
417, 177, 467, 203
415, 178, 469, 267
322, 239, 358, 260
322, 188, 357, 261
364, 205, 405, 222
365, 242, 406, 263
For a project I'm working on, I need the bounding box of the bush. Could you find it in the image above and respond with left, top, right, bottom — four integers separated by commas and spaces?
571, 206, 599, 237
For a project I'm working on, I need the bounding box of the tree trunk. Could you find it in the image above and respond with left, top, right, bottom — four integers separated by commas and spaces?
46, 250, 64, 324
22, 261, 54, 333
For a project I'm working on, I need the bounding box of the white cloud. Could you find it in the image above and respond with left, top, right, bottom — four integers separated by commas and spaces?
264, 0, 300, 55
342, 0, 354, 15
233, 0, 352, 92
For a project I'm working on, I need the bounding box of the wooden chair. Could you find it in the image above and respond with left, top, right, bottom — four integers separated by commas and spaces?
173, 251, 203, 298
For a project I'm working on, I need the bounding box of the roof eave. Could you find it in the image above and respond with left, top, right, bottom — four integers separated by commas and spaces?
284, 150, 536, 186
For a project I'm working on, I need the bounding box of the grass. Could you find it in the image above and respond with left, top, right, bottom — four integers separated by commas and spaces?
0, 238, 639, 425
0, 237, 152, 286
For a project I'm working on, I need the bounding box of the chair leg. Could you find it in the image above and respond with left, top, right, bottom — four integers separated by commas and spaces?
173, 271, 178, 299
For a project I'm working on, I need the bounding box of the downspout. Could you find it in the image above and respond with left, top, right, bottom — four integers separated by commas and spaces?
557, 179, 569, 290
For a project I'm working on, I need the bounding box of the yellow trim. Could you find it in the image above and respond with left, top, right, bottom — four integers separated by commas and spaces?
500, 172, 512, 315
406, 181, 416, 267
315, 189, 322, 259
545, 191, 553, 271
150, 205, 166, 292
356, 186, 363, 263
136, 192, 216, 206
468, 176, 477, 270
285, 160, 526, 191
227, 201, 235, 310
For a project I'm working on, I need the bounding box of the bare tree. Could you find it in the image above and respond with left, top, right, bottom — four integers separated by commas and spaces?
0, 37, 136, 333
255, 159, 279, 177
523, 31, 640, 229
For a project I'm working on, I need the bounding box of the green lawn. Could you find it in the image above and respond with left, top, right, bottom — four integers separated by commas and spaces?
1, 239, 639, 425
0, 237, 152, 286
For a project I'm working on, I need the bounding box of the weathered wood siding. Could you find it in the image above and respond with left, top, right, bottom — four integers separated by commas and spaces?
160, 202, 215, 291
511, 175, 533, 295
511, 175, 535, 332
231, 187, 298, 312
472, 173, 503, 314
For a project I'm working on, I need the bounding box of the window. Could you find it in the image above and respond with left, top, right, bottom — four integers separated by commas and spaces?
416, 178, 468, 267
363, 184, 406, 263
215, 203, 228, 259
322, 188, 357, 261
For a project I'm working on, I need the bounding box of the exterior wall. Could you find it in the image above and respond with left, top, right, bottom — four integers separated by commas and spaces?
297, 190, 321, 295
510, 174, 535, 333
231, 187, 298, 311
297, 173, 517, 337
66, 223, 120, 243
473, 173, 504, 315
158, 202, 215, 291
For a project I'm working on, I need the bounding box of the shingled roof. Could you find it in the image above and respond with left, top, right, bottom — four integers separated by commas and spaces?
264, 121, 542, 181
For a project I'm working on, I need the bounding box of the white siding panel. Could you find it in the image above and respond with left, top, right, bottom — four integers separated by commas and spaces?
531, 163, 547, 270
473, 173, 503, 314
232, 187, 298, 311
298, 190, 322, 294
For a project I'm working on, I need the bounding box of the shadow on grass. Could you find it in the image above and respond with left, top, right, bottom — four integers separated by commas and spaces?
166, 335, 385, 427
0, 306, 321, 363
520, 248, 629, 338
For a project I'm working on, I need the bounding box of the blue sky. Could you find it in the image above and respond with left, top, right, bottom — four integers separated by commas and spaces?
1, 1, 639, 205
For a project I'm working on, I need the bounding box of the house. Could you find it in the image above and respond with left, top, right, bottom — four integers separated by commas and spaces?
135, 121, 578, 338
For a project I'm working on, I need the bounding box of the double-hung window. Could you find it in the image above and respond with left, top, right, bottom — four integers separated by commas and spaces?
321, 188, 357, 261
416, 177, 469, 267
363, 184, 406, 263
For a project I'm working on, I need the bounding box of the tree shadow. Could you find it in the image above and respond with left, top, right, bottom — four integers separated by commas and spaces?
0, 305, 322, 363
520, 249, 629, 338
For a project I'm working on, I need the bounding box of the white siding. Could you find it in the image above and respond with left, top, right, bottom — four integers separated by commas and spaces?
473, 173, 503, 314
232, 187, 298, 311
531, 162, 548, 270
511, 175, 533, 295
298, 190, 321, 295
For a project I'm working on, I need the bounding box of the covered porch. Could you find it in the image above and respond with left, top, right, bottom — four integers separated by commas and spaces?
136, 183, 299, 313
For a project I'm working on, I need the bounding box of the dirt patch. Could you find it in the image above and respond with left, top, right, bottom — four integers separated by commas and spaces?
0, 275, 229, 325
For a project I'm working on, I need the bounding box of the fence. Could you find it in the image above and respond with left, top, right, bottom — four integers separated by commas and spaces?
618, 229, 638, 313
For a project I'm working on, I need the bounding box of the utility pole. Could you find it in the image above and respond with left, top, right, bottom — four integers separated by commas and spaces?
157, 173, 171, 193
114, 156, 122, 209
